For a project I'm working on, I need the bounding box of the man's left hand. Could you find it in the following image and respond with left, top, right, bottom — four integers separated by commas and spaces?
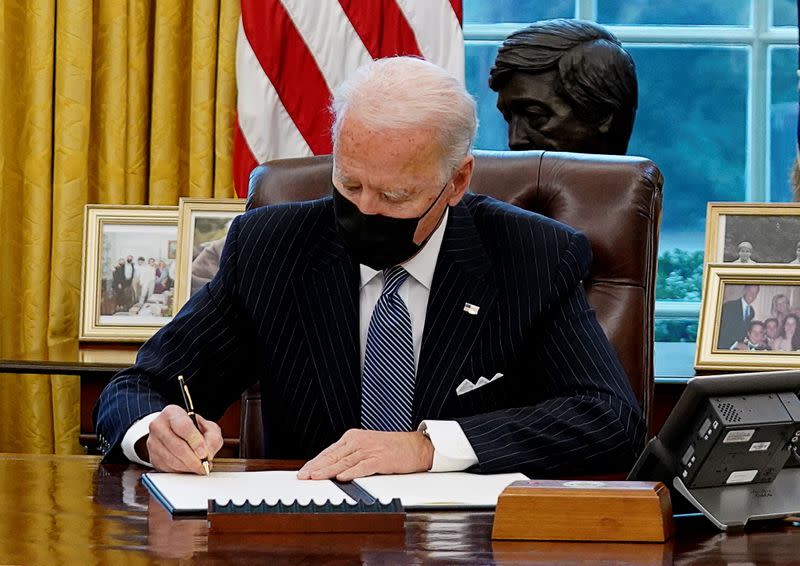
297, 429, 433, 481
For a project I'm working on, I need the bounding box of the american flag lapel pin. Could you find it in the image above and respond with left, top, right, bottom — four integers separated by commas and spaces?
463, 303, 480, 315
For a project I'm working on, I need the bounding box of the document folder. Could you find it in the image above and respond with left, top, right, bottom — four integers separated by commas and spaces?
143, 470, 527, 516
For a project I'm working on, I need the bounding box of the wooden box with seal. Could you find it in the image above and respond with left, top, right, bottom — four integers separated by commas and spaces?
491, 480, 674, 542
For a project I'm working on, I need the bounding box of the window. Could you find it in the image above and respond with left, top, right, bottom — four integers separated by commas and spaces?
463, 1, 799, 342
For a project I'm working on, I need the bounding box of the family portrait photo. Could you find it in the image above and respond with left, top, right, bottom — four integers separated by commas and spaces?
80, 206, 179, 341
716, 283, 800, 353
696, 265, 800, 371
99, 225, 177, 324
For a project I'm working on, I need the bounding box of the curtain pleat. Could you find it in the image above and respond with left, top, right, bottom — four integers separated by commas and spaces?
215, 0, 239, 198
0, 0, 57, 454
0, 0, 240, 454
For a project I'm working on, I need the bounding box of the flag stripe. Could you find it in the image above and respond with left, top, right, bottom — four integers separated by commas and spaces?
396, 0, 465, 83
233, 120, 260, 198
338, 0, 423, 59
281, 0, 374, 93
235, 18, 312, 163
449, 0, 462, 24
233, 0, 464, 197
241, 0, 333, 155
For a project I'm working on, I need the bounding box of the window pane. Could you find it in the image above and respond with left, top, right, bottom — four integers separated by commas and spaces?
626, 46, 748, 303
773, 0, 798, 27
770, 46, 798, 202
598, 0, 750, 26
656, 318, 699, 342
465, 42, 508, 150
463, 0, 574, 24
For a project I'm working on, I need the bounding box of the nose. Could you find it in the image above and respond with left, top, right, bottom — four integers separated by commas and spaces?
354, 189, 384, 215
507, 116, 533, 151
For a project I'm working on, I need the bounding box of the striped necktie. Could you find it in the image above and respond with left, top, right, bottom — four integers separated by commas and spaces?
361, 266, 415, 431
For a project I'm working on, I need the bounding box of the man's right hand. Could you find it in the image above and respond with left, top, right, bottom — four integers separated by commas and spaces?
137, 405, 223, 474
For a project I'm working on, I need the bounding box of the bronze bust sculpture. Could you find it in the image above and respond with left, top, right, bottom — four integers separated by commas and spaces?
489, 19, 638, 155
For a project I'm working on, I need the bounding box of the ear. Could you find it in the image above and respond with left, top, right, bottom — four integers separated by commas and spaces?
597, 113, 614, 134
447, 155, 475, 206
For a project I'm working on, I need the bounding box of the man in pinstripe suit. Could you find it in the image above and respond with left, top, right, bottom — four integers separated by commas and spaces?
95, 57, 645, 479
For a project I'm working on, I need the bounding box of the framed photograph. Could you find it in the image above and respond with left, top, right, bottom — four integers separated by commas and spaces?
173, 198, 245, 311
695, 264, 800, 370
704, 203, 800, 264
80, 205, 179, 342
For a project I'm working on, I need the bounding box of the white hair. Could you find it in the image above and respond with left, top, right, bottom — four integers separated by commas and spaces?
330, 56, 478, 180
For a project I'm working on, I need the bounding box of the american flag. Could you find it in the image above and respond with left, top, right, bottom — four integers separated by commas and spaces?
233, 0, 465, 197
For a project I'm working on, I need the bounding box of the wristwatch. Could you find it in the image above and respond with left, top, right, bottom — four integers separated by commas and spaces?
420, 424, 432, 440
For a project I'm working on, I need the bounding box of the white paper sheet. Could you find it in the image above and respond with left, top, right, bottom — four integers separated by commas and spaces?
354, 472, 527, 509
143, 470, 354, 513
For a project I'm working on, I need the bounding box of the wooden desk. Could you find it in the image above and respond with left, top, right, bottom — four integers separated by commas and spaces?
0, 342, 242, 455
0, 454, 798, 564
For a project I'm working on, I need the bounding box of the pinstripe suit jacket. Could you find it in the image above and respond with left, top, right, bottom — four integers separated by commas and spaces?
94, 193, 645, 475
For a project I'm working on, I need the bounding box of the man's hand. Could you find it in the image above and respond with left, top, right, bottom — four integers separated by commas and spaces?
297, 429, 434, 481
140, 405, 223, 474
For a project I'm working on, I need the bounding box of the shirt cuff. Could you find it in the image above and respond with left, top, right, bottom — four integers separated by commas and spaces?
121, 412, 161, 466
418, 420, 479, 472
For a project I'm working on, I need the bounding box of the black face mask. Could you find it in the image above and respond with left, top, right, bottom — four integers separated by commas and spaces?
332, 183, 448, 271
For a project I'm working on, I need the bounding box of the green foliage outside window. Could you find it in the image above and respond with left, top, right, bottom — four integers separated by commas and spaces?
654, 248, 703, 342
655, 319, 698, 342
656, 249, 703, 300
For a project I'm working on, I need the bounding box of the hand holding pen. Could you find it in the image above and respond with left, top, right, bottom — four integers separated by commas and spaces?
139, 376, 223, 474
178, 375, 211, 475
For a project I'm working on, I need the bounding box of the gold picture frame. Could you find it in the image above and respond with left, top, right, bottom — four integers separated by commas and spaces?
695, 264, 800, 371
79, 205, 179, 342
173, 198, 245, 311
704, 202, 800, 265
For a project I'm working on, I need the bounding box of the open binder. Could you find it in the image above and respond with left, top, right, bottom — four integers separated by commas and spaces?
142, 470, 527, 516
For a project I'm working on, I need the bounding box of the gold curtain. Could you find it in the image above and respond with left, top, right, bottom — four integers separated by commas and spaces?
0, 0, 240, 454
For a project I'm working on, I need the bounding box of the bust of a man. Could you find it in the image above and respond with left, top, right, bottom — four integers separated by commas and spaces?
489, 19, 638, 154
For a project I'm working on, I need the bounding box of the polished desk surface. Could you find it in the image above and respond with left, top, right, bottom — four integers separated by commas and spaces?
0, 343, 247, 455
0, 341, 138, 374
1, 454, 799, 565
0, 340, 697, 379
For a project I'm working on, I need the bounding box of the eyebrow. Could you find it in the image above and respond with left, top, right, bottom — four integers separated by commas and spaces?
382, 187, 413, 199
332, 172, 415, 196
499, 96, 552, 110
332, 169, 356, 185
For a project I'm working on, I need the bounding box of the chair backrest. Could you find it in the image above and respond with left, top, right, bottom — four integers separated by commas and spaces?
239, 150, 663, 458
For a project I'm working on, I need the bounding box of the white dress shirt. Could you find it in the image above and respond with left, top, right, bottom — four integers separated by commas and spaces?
358, 208, 478, 472
122, 208, 479, 471
741, 297, 752, 320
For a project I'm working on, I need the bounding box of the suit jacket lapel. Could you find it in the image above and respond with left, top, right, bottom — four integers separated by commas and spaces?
294, 208, 361, 432
413, 200, 497, 423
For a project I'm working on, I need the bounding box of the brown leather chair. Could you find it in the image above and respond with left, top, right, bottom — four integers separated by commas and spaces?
239, 150, 663, 458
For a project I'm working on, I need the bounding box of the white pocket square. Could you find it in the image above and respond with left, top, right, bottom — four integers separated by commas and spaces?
456, 373, 504, 396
